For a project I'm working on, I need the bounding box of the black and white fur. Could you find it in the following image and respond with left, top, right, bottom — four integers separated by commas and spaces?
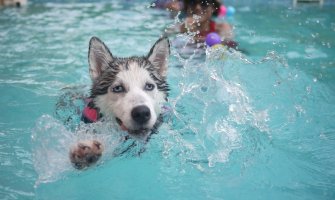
89, 36, 170, 135
70, 36, 170, 169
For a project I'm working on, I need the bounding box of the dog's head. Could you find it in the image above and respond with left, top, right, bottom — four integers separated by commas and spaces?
88, 36, 170, 137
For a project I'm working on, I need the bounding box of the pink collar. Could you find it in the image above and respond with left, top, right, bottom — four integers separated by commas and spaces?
81, 98, 100, 123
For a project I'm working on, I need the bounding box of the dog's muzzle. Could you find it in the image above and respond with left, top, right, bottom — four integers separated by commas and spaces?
115, 105, 152, 135
131, 105, 151, 125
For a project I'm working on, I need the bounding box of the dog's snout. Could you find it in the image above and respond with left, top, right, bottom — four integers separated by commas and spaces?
131, 105, 151, 124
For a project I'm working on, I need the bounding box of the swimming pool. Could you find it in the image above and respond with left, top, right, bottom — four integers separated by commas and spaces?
1, 0, 335, 199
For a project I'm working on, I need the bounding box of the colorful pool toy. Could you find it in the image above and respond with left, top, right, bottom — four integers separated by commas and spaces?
205, 32, 222, 47
218, 5, 227, 17
226, 6, 236, 17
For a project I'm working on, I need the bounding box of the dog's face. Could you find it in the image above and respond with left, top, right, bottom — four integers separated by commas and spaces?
88, 37, 170, 136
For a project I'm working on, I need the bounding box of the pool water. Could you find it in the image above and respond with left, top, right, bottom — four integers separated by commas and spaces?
1, 0, 335, 199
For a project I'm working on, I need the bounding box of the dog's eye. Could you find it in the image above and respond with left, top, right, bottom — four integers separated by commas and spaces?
144, 83, 155, 91
112, 85, 125, 93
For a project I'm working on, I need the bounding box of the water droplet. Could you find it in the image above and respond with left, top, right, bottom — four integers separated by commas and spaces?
306, 86, 312, 94
148, 2, 155, 8
327, 43, 331, 48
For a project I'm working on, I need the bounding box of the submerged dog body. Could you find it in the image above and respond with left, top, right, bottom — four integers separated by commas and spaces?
70, 36, 170, 169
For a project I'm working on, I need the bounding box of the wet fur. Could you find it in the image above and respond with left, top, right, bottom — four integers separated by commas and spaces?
70, 36, 170, 169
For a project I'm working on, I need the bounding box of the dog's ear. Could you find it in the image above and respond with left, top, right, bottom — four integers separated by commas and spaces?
88, 37, 113, 80
147, 37, 170, 78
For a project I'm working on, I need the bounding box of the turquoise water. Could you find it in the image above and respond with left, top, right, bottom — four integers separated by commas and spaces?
1, 0, 335, 199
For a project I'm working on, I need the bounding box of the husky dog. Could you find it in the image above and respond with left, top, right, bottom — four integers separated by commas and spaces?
70, 36, 170, 169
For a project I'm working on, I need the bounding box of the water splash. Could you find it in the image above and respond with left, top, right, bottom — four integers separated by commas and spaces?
31, 32, 294, 184
160, 43, 278, 168
31, 114, 132, 186
32, 115, 75, 186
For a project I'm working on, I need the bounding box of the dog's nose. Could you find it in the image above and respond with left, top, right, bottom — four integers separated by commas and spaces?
131, 105, 151, 124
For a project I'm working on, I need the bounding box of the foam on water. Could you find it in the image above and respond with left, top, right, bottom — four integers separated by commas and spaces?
32, 115, 130, 186
32, 115, 74, 185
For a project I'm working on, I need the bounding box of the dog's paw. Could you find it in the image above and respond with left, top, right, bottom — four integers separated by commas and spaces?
69, 140, 103, 170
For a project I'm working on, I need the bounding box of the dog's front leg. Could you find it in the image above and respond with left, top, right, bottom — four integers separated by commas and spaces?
69, 140, 103, 170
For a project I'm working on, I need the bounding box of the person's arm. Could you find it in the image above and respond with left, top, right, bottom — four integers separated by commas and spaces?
215, 22, 234, 41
